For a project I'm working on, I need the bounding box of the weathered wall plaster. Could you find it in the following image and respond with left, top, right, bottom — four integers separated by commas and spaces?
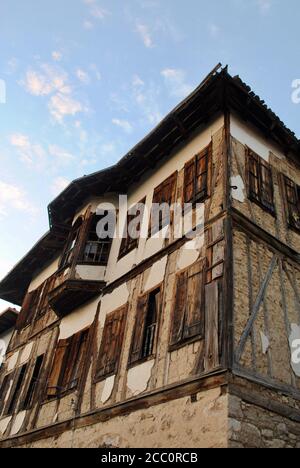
0, 416, 12, 436
75, 265, 106, 282
19, 342, 34, 365
231, 113, 285, 163
260, 332, 270, 355
10, 411, 26, 436
29, 256, 60, 292
289, 324, 300, 377
231, 175, 245, 203
99, 283, 129, 327
143, 257, 168, 293
100, 375, 115, 403
176, 239, 202, 271
127, 360, 155, 396
59, 297, 99, 339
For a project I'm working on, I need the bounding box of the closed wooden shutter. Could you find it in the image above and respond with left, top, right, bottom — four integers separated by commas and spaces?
66, 329, 89, 390
16, 290, 37, 330
151, 173, 177, 235
97, 307, 126, 378
170, 259, 206, 347
247, 148, 275, 213
46, 339, 69, 397
129, 295, 149, 364
184, 260, 205, 339
284, 175, 300, 230
184, 159, 196, 203
170, 270, 188, 345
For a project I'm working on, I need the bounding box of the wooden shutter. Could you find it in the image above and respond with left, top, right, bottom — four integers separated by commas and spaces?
16, 290, 37, 330
195, 146, 209, 199
184, 260, 205, 339
170, 259, 206, 347
247, 150, 260, 201
97, 307, 126, 378
184, 159, 196, 203
65, 329, 89, 390
46, 339, 69, 397
284, 176, 300, 230
129, 295, 149, 364
170, 270, 188, 345
151, 173, 177, 234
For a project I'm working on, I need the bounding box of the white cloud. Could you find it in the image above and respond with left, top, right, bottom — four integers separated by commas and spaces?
132, 77, 162, 125
10, 133, 75, 170
256, 0, 272, 13
90, 5, 109, 19
161, 68, 193, 99
90, 64, 102, 81
83, 19, 94, 30
52, 51, 63, 62
49, 145, 74, 165
208, 23, 220, 38
112, 118, 133, 133
51, 176, 70, 196
136, 23, 154, 48
21, 65, 68, 96
0, 181, 37, 219
10, 133, 46, 167
76, 68, 90, 84
48, 93, 84, 123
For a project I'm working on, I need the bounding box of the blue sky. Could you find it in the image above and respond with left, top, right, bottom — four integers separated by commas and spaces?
0, 0, 300, 310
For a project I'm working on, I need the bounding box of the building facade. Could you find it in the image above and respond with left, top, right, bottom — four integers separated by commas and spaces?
0, 66, 300, 448
0, 309, 18, 370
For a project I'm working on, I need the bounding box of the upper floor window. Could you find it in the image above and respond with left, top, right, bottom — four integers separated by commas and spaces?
184, 144, 211, 205
170, 259, 205, 350
283, 175, 300, 232
80, 213, 113, 265
22, 354, 44, 410
46, 328, 90, 398
95, 305, 127, 380
150, 174, 177, 236
129, 288, 161, 366
60, 217, 83, 269
119, 199, 145, 259
246, 148, 275, 214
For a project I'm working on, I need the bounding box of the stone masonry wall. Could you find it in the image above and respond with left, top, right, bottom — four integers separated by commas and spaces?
229, 394, 300, 448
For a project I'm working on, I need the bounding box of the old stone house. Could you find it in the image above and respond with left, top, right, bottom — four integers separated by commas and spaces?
0, 65, 300, 448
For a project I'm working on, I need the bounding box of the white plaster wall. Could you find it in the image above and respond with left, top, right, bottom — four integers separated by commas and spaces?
28, 255, 60, 292
99, 283, 130, 327
6, 351, 19, 371
75, 265, 106, 282
59, 297, 99, 339
19, 342, 34, 365
0, 416, 12, 436
127, 360, 155, 396
10, 411, 27, 435
230, 113, 287, 163
106, 115, 224, 285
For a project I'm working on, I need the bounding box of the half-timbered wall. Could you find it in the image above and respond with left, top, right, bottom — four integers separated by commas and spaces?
0, 117, 227, 445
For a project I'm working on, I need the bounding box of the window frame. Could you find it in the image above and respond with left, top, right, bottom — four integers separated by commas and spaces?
169, 259, 206, 352
78, 212, 113, 266
118, 199, 146, 260
183, 143, 212, 206
149, 173, 177, 237
282, 174, 300, 233
95, 305, 127, 382
46, 327, 90, 400
128, 286, 162, 368
246, 147, 275, 216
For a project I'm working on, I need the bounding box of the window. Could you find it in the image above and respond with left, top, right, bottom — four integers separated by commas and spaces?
22, 355, 44, 410
46, 328, 89, 398
129, 288, 161, 365
150, 174, 177, 236
60, 218, 83, 269
0, 374, 12, 414
6, 364, 27, 415
96, 306, 127, 380
16, 290, 38, 330
247, 148, 275, 214
119, 199, 146, 259
184, 144, 211, 205
81, 213, 113, 265
170, 259, 205, 349
283, 175, 300, 232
